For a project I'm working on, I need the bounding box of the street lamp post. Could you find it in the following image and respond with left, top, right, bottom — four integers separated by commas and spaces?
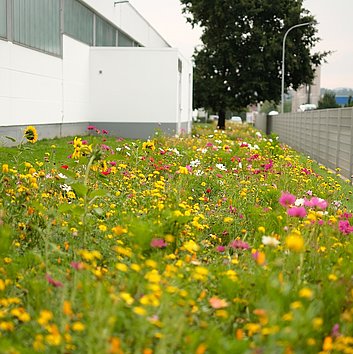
114, 1, 129, 5
281, 22, 311, 114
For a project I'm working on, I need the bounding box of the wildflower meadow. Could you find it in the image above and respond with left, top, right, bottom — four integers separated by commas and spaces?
1, 123, 353, 353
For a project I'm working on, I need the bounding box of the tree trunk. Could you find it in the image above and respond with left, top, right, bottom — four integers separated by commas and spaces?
218, 108, 226, 130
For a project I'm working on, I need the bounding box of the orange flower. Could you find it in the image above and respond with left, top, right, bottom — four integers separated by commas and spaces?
209, 296, 228, 309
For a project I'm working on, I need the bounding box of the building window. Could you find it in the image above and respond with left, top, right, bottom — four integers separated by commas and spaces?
64, 0, 94, 46
0, 0, 6, 39
118, 30, 134, 47
12, 0, 61, 56
95, 16, 116, 46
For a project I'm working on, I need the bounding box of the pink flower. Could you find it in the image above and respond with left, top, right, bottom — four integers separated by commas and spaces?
287, 206, 307, 218
45, 274, 63, 288
150, 238, 167, 248
304, 197, 328, 210
102, 129, 109, 134
87, 125, 96, 131
338, 220, 353, 235
279, 192, 296, 208
216, 246, 226, 252
229, 240, 250, 250
70, 262, 84, 270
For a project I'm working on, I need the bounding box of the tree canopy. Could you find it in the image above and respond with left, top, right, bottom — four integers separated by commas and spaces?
181, 0, 330, 128
317, 91, 340, 109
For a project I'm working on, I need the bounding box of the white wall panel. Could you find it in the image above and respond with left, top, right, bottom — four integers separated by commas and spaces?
90, 47, 178, 123
0, 41, 62, 126
62, 36, 91, 123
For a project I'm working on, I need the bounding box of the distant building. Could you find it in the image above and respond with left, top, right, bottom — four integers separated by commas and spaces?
336, 96, 351, 106
291, 67, 321, 112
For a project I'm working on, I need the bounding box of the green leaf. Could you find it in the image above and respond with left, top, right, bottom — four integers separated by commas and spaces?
5, 136, 16, 142
58, 203, 73, 213
93, 207, 104, 216
89, 189, 108, 199
71, 183, 88, 198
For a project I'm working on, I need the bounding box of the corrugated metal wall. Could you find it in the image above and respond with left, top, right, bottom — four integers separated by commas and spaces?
255, 108, 353, 180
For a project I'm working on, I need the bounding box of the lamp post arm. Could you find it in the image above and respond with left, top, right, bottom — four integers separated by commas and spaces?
281, 22, 312, 114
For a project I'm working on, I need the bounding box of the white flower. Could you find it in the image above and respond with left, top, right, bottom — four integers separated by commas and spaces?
216, 163, 227, 171
215, 139, 222, 144
116, 147, 122, 152
190, 159, 201, 167
57, 173, 67, 179
195, 170, 204, 176
262, 236, 280, 247
295, 198, 305, 206
255, 132, 262, 139
60, 184, 72, 192
238, 162, 243, 169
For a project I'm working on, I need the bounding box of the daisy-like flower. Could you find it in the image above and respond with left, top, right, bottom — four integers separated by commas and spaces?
23, 126, 38, 143
262, 236, 280, 247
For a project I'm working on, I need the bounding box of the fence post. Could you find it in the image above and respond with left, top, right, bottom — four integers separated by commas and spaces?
336, 109, 342, 169
350, 108, 353, 182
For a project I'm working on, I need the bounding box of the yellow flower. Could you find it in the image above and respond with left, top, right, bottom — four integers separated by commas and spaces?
10, 307, 31, 322
142, 140, 156, 151
24, 126, 38, 143
38, 310, 53, 326
2, 164, 9, 173
299, 287, 313, 299
183, 240, 200, 253
285, 234, 304, 252
328, 273, 338, 281
223, 217, 233, 223
178, 166, 189, 174
0, 321, 14, 331
258, 226, 266, 233
312, 317, 323, 329
133, 306, 147, 316
112, 225, 128, 235
116, 263, 128, 272
72, 321, 85, 332
120, 292, 134, 305
99, 224, 107, 232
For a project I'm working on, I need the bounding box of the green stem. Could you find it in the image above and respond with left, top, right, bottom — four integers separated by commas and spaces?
82, 154, 96, 244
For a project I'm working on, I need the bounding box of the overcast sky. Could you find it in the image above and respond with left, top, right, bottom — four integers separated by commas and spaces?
128, 0, 353, 89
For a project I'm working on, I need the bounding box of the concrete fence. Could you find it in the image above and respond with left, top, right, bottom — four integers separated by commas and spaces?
255, 107, 353, 180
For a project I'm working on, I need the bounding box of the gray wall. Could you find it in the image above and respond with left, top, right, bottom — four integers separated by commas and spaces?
255, 108, 353, 180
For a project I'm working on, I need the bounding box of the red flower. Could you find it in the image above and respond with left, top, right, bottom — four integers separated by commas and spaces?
45, 274, 63, 288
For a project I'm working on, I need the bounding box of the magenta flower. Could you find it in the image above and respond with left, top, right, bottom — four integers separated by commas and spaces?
45, 274, 63, 288
304, 197, 328, 210
150, 238, 167, 248
338, 220, 353, 235
216, 245, 226, 252
279, 192, 296, 208
331, 323, 340, 338
87, 125, 96, 131
70, 262, 84, 271
229, 240, 250, 250
102, 129, 109, 134
287, 206, 307, 218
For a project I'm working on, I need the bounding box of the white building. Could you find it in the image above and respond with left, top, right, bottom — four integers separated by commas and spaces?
0, 0, 193, 143
291, 67, 321, 112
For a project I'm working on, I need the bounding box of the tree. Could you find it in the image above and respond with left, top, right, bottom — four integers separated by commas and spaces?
181, 0, 330, 129
317, 91, 339, 109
